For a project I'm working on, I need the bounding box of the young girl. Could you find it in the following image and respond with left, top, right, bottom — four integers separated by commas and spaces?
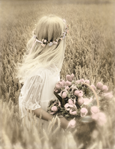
16, 14, 76, 130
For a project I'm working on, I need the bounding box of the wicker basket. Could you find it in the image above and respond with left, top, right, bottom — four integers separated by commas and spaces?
54, 82, 100, 123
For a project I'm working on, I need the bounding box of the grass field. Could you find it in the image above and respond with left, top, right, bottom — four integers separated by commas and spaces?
0, 0, 115, 148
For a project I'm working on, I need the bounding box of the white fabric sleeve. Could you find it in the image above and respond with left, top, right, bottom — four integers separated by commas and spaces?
21, 75, 43, 110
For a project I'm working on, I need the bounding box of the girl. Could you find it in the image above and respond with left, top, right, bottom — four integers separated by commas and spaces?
16, 14, 76, 130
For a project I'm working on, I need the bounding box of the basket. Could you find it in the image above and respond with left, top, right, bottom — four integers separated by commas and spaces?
54, 82, 100, 123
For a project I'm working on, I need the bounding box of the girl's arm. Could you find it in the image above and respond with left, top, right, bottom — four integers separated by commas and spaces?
32, 108, 69, 129
22, 75, 70, 129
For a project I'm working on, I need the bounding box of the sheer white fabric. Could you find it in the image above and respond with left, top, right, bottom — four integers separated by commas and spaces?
19, 75, 43, 110
18, 63, 60, 128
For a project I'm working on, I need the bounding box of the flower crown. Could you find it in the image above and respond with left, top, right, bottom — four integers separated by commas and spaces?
33, 19, 69, 47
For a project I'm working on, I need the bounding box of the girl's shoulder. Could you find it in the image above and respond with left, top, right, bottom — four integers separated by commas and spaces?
35, 67, 54, 79
35, 67, 47, 79
25, 67, 47, 82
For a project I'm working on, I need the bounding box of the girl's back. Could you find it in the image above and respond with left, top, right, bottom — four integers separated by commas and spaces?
19, 63, 60, 121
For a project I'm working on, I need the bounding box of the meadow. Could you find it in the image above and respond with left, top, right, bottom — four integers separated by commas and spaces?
0, 0, 115, 148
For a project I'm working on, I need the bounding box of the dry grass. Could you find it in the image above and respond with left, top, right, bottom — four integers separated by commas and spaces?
0, 1, 115, 148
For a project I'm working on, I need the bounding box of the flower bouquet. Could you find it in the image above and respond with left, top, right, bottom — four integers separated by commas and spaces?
47, 73, 114, 125
47, 73, 114, 148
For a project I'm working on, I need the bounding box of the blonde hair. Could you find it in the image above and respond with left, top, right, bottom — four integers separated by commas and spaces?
15, 14, 67, 84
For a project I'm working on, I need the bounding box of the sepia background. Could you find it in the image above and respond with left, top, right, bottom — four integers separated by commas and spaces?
0, 0, 115, 148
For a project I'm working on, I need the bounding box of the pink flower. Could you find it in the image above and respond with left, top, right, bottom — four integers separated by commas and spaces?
61, 91, 67, 98
65, 86, 69, 90
74, 90, 80, 96
71, 73, 74, 79
68, 98, 74, 105
73, 90, 83, 97
69, 109, 77, 115
80, 79, 85, 83
76, 80, 81, 84
91, 106, 100, 114
64, 103, 73, 111
80, 108, 88, 117
102, 91, 113, 99
91, 113, 99, 120
54, 89, 58, 92
83, 98, 89, 103
83, 97, 93, 105
85, 80, 90, 84
62, 80, 66, 86
77, 90, 84, 97
60, 80, 65, 87
59, 82, 64, 87
96, 82, 103, 89
65, 80, 72, 86
92, 112, 107, 126
55, 83, 61, 89
51, 106, 58, 112
78, 97, 84, 105
102, 85, 108, 92
66, 75, 73, 82
90, 84, 97, 91
67, 118, 76, 129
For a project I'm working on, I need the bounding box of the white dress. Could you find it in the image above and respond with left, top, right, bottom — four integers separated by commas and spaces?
18, 63, 60, 129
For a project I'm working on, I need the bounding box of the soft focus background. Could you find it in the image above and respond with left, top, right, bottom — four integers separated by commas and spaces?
0, 0, 115, 149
